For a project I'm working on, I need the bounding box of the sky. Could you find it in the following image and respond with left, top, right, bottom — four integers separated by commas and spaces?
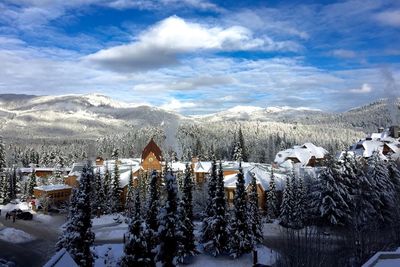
0, 0, 399, 114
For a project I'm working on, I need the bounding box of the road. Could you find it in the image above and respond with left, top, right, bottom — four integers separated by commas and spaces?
0, 213, 66, 267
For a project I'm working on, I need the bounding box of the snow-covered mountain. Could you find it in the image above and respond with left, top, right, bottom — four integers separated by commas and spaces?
0, 94, 397, 139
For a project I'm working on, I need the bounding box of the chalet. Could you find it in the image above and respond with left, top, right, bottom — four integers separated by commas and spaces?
274, 142, 328, 169
19, 167, 71, 178
349, 126, 400, 160
141, 138, 163, 172
224, 164, 285, 209
33, 184, 72, 204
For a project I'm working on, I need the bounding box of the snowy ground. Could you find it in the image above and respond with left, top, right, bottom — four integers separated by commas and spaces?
0, 227, 35, 243
91, 244, 276, 267
92, 214, 128, 242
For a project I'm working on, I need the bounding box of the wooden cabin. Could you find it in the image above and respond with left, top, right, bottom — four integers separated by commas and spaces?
141, 138, 163, 172
33, 184, 72, 203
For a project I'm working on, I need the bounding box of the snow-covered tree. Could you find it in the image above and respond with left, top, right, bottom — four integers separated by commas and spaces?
57, 165, 95, 267
248, 173, 263, 248
292, 175, 306, 228
311, 158, 351, 226
201, 160, 217, 244
266, 168, 279, 221
120, 189, 153, 267
103, 164, 112, 214
202, 161, 229, 256
125, 168, 135, 218
280, 175, 293, 227
0, 137, 6, 172
367, 152, 395, 224
111, 160, 122, 212
146, 170, 159, 253
27, 170, 37, 197
177, 164, 197, 263
157, 170, 179, 266
229, 162, 252, 258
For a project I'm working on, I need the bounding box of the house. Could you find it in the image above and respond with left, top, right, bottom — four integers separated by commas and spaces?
141, 138, 163, 172
224, 164, 285, 209
43, 248, 78, 267
349, 127, 400, 160
65, 163, 85, 188
274, 142, 328, 168
33, 184, 72, 204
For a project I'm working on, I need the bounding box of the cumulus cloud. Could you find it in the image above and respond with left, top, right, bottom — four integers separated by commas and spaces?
160, 98, 197, 112
85, 16, 301, 72
375, 10, 400, 27
349, 83, 372, 94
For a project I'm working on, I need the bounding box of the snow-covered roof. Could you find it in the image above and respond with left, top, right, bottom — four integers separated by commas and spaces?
170, 162, 187, 172
224, 164, 285, 191
94, 164, 141, 188
194, 161, 212, 173
274, 143, 328, 168
43, 248, 78, 267
34, 184, 72, 191
349, 134, 400, 160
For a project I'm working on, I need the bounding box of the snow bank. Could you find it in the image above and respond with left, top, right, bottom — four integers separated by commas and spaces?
0, 227, 35, 243
92, 214, 126, 227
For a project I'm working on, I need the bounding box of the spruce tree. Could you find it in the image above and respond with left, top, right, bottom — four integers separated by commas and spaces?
280, 175, 292, 227
202, 161, 228, 256
238, 127, 248, 162
0, 136, 6, 172
93, 168, 105, 215
146, 170, 160, 253
111, 160, 122, 212
121, 189, 153, 267
266, 168, 279, 221
311, 158, 351, 226
125, 168, 135, 218
293, 175, 306, 228
177, 164, 196, 263
103, 164, 112, 213
57, 165, 95, 267
27, 170, 37, 197
248, 173, 263, 248
367, 152, 395, 224
157, 170, 179, 267
201, 160, 217, 244
229, 162, 252, 258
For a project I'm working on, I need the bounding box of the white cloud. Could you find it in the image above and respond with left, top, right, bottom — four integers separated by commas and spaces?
85, 16, 301, 72
160, 98, 197, 112
349, 83, 372, 94
375, 10, 400, 27
331, 49, 356, 58
106, 0, 222, 12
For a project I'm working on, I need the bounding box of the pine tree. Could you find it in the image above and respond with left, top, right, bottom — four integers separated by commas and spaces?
157, 170, 179, 267
293, 175, 306, 228
146, 170, 160, 253
103, 164, 112, 212
367, 152, 395, 224
229, 162, 252, 258
177, 164, 197, 263
205, 161, 229, 256
93, 168, 106, 215
280, 175, 292, 227
125, 168, 135, 218
266, 168, 279, 221
201, 160, 217, 244
121, 189, 153, 267
57, 165, 95, 267
311, 158, 351, 226
111, 160, 122, 213
237, 127, 248, 162
0, 136, 6, 172
27, 170, 37, 197
248, 173, 263, 248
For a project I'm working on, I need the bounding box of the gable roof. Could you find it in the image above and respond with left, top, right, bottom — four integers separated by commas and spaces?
43, 248, 78, 267
141, 138, 162, 161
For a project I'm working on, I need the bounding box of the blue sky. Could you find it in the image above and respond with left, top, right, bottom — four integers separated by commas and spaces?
0, 0, 399, 114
